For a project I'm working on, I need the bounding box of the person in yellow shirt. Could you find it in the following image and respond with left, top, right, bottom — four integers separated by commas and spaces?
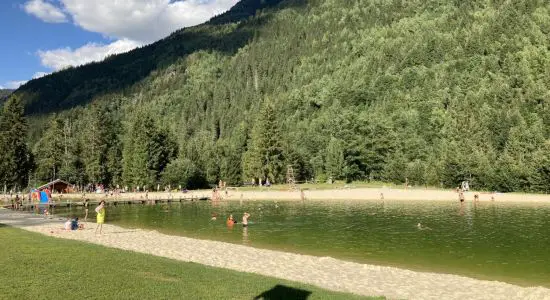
95, 200, 106, 235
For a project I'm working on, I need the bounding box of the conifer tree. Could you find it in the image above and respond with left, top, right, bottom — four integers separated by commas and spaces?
529, 141, 550, 193
325, 137, 344, 180
81, 105, 123, 185
34, 117, 64, 182
0, 96, 34, 189
219, 122, 247, 185
243, 101, 284, 183
122, 113, 177, 188
58, 119, 84, 184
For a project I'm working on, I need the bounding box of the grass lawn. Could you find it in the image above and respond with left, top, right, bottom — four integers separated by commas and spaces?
0, 225, 382, 300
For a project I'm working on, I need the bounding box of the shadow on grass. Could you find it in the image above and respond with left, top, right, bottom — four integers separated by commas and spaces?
254, 284, 312, 300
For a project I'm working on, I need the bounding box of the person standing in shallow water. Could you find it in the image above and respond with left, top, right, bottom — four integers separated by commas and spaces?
242, 212, 250, 227
459, 190, 465, 203
227, 214, 236, 228
95, 200, 106, 235
84, 199, 89, 222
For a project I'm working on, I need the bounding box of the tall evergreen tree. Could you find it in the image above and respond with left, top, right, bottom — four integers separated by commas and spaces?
34, 117, 64, 182
529, 141, 550, 193
58, 119, 85, 184
243, 101, 284, 183
122, 113, 177, 188
325, 137, 344, 180
219, 122, 248, 185
0, 96, 34, 190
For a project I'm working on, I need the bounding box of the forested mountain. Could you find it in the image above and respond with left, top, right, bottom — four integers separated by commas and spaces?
5, 0, 550, 192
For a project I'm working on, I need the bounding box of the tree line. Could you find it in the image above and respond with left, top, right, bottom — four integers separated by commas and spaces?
3, 0, 550, 193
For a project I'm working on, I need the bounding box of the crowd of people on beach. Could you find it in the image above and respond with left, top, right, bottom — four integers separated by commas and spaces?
4, 178, 509, 242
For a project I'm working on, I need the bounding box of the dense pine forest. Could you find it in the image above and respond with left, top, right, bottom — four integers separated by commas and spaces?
2, 0, 550, 192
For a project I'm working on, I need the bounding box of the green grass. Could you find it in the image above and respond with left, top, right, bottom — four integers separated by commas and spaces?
0, 226, 381, 300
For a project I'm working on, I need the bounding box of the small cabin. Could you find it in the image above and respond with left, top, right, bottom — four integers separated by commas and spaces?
36, 179, 75, 194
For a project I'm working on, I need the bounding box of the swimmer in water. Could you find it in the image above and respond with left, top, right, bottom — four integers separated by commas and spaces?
227, 214, 236, 226
417, 223, 432, 230
242, 212, 250, 227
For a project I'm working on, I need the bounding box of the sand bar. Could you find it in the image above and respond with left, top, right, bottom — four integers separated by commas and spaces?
1, 209, 548, 300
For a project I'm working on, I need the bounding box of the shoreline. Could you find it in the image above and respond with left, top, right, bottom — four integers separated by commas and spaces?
1, 209, 548, 300
23, 187, 550, 204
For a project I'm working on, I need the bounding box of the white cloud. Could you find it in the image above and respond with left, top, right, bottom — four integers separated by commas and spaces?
38, 39, 142, 70
25, 0, 237, 74
3, 81, 28, 89
23, 0, 67, 23
60, 0, 236, 43
1, 74, 50, 91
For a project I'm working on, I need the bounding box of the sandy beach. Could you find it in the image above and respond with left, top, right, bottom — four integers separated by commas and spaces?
33, 186, 550, 204
1, 209, 548, 300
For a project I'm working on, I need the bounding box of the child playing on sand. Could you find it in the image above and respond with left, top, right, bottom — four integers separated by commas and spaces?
71, 217, 83, 230
64, 217, 71, 231
95, 200, 106, 235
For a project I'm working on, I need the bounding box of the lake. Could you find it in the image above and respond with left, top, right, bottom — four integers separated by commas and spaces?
53, 199, 550, 287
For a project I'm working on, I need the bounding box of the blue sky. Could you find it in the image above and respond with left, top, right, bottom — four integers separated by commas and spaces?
0, 0, 236, 89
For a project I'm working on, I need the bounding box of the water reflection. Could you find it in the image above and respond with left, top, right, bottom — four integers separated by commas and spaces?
242, 226, 249, 244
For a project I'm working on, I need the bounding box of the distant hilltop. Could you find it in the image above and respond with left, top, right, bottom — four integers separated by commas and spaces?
0, 89, 13, 102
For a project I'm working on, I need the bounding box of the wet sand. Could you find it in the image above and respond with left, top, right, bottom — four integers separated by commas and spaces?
1, 209, 548, 300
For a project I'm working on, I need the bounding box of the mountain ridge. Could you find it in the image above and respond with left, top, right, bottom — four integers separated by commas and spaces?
12, 0, 298, 115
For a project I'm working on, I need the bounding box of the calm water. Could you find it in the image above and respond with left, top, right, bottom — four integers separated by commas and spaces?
54, 200, 550, 287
